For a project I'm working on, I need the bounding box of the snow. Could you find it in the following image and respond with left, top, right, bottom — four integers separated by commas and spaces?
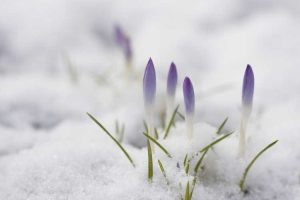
0, 0, 300, 199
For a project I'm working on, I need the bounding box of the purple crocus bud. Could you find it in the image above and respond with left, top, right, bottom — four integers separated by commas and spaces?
239, 64, 254, 157
242, 65, 254, 109
183, 77, 195, 117
114, 25, 125, 45
114, 25, 133, 64
143, 58, 156, 107
167, 62, 178, 98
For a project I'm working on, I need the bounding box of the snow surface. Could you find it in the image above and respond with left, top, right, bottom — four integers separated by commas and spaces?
0, 0, 300, 199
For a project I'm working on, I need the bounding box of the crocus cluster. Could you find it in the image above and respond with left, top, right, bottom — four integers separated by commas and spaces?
114, 25, 133, 66
143, 58, 195, 139
239, 64, 255, 157
143, 58, 256, 157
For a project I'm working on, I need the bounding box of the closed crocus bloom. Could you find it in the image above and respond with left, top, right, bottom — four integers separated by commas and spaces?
143, 58, 156, 108
114, 25, 133, 66
114, 25, 125, 45
242, 64, 254, 118
239, 64, 255, 158
166, 62, 178, 123
183, 77, 195, 117
183, 77, 195, 139
143, 58, 156, 140
167, 62, 178, 99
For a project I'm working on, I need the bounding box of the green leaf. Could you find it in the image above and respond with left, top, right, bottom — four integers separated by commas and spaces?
183, 154, 188, 167
158, 159, 169, 184
163, 105, 180, 139
143, 120, 149, 133
147, 139, 153, 181
184, 181, 190, 200
185, 162, 190, 174
154, 128, 159, 140
115, 120, 125, 143
177, 111, 185, 120
194, 148, 209, 174
87, 113, 135, 167
190, 177, 197, 199
216, 117, 228, 135
239, 140, 278, 192
200, 132, 234, 153
143, 133, 172, 158
186, 132, 233, 169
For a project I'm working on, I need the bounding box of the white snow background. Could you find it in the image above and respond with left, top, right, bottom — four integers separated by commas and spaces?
0, 0, 299, 199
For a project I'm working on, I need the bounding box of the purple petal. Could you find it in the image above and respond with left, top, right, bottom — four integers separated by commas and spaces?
143, 58, 156, 106
114, 25, 125, 45
114, 25, 132, 63
183, 77, 195, 116
242, 64, 254, 107
167, 62, 178, 98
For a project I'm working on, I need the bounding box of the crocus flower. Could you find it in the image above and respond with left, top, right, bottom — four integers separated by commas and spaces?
183, 77, 195, 117
114, 25, 133, 65
183, 77, 195, 138
115, 25, 125, 45
167, 62, 178, 99
242, 64, 254, 115
143, 58, 156, 144
239, 64, 255, 158
166, 62, 178, 123
143, 58, 156, 108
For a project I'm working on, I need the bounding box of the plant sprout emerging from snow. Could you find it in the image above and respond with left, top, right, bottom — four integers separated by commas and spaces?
166, 62, 178, 122
183, 77, 195, 139
85, 58, 276, 198
114, 25, 133, 67
239, 64, 255, 157
143, 58, 156, 138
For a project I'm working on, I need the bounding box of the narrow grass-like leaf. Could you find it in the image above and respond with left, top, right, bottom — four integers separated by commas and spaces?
194, 148, 209, 174
147, 139, 153, 181
239, 140, 278, 192
143, 120, 149, 133
158, 159, 169, 184
216, 117, 228, 135
164, 105, 180, 139
190, 177, 197, 199
183, 154, 188, 167
200, 132, 234, 153
186, 132, 233, 166
184, 181, 190, 200
87, 113, 135, 167
143, 133, 172, 158
185, 162, 190, 174
177, 111, 185, 120
154, 128, 159, 140
115, 120, 125, 143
